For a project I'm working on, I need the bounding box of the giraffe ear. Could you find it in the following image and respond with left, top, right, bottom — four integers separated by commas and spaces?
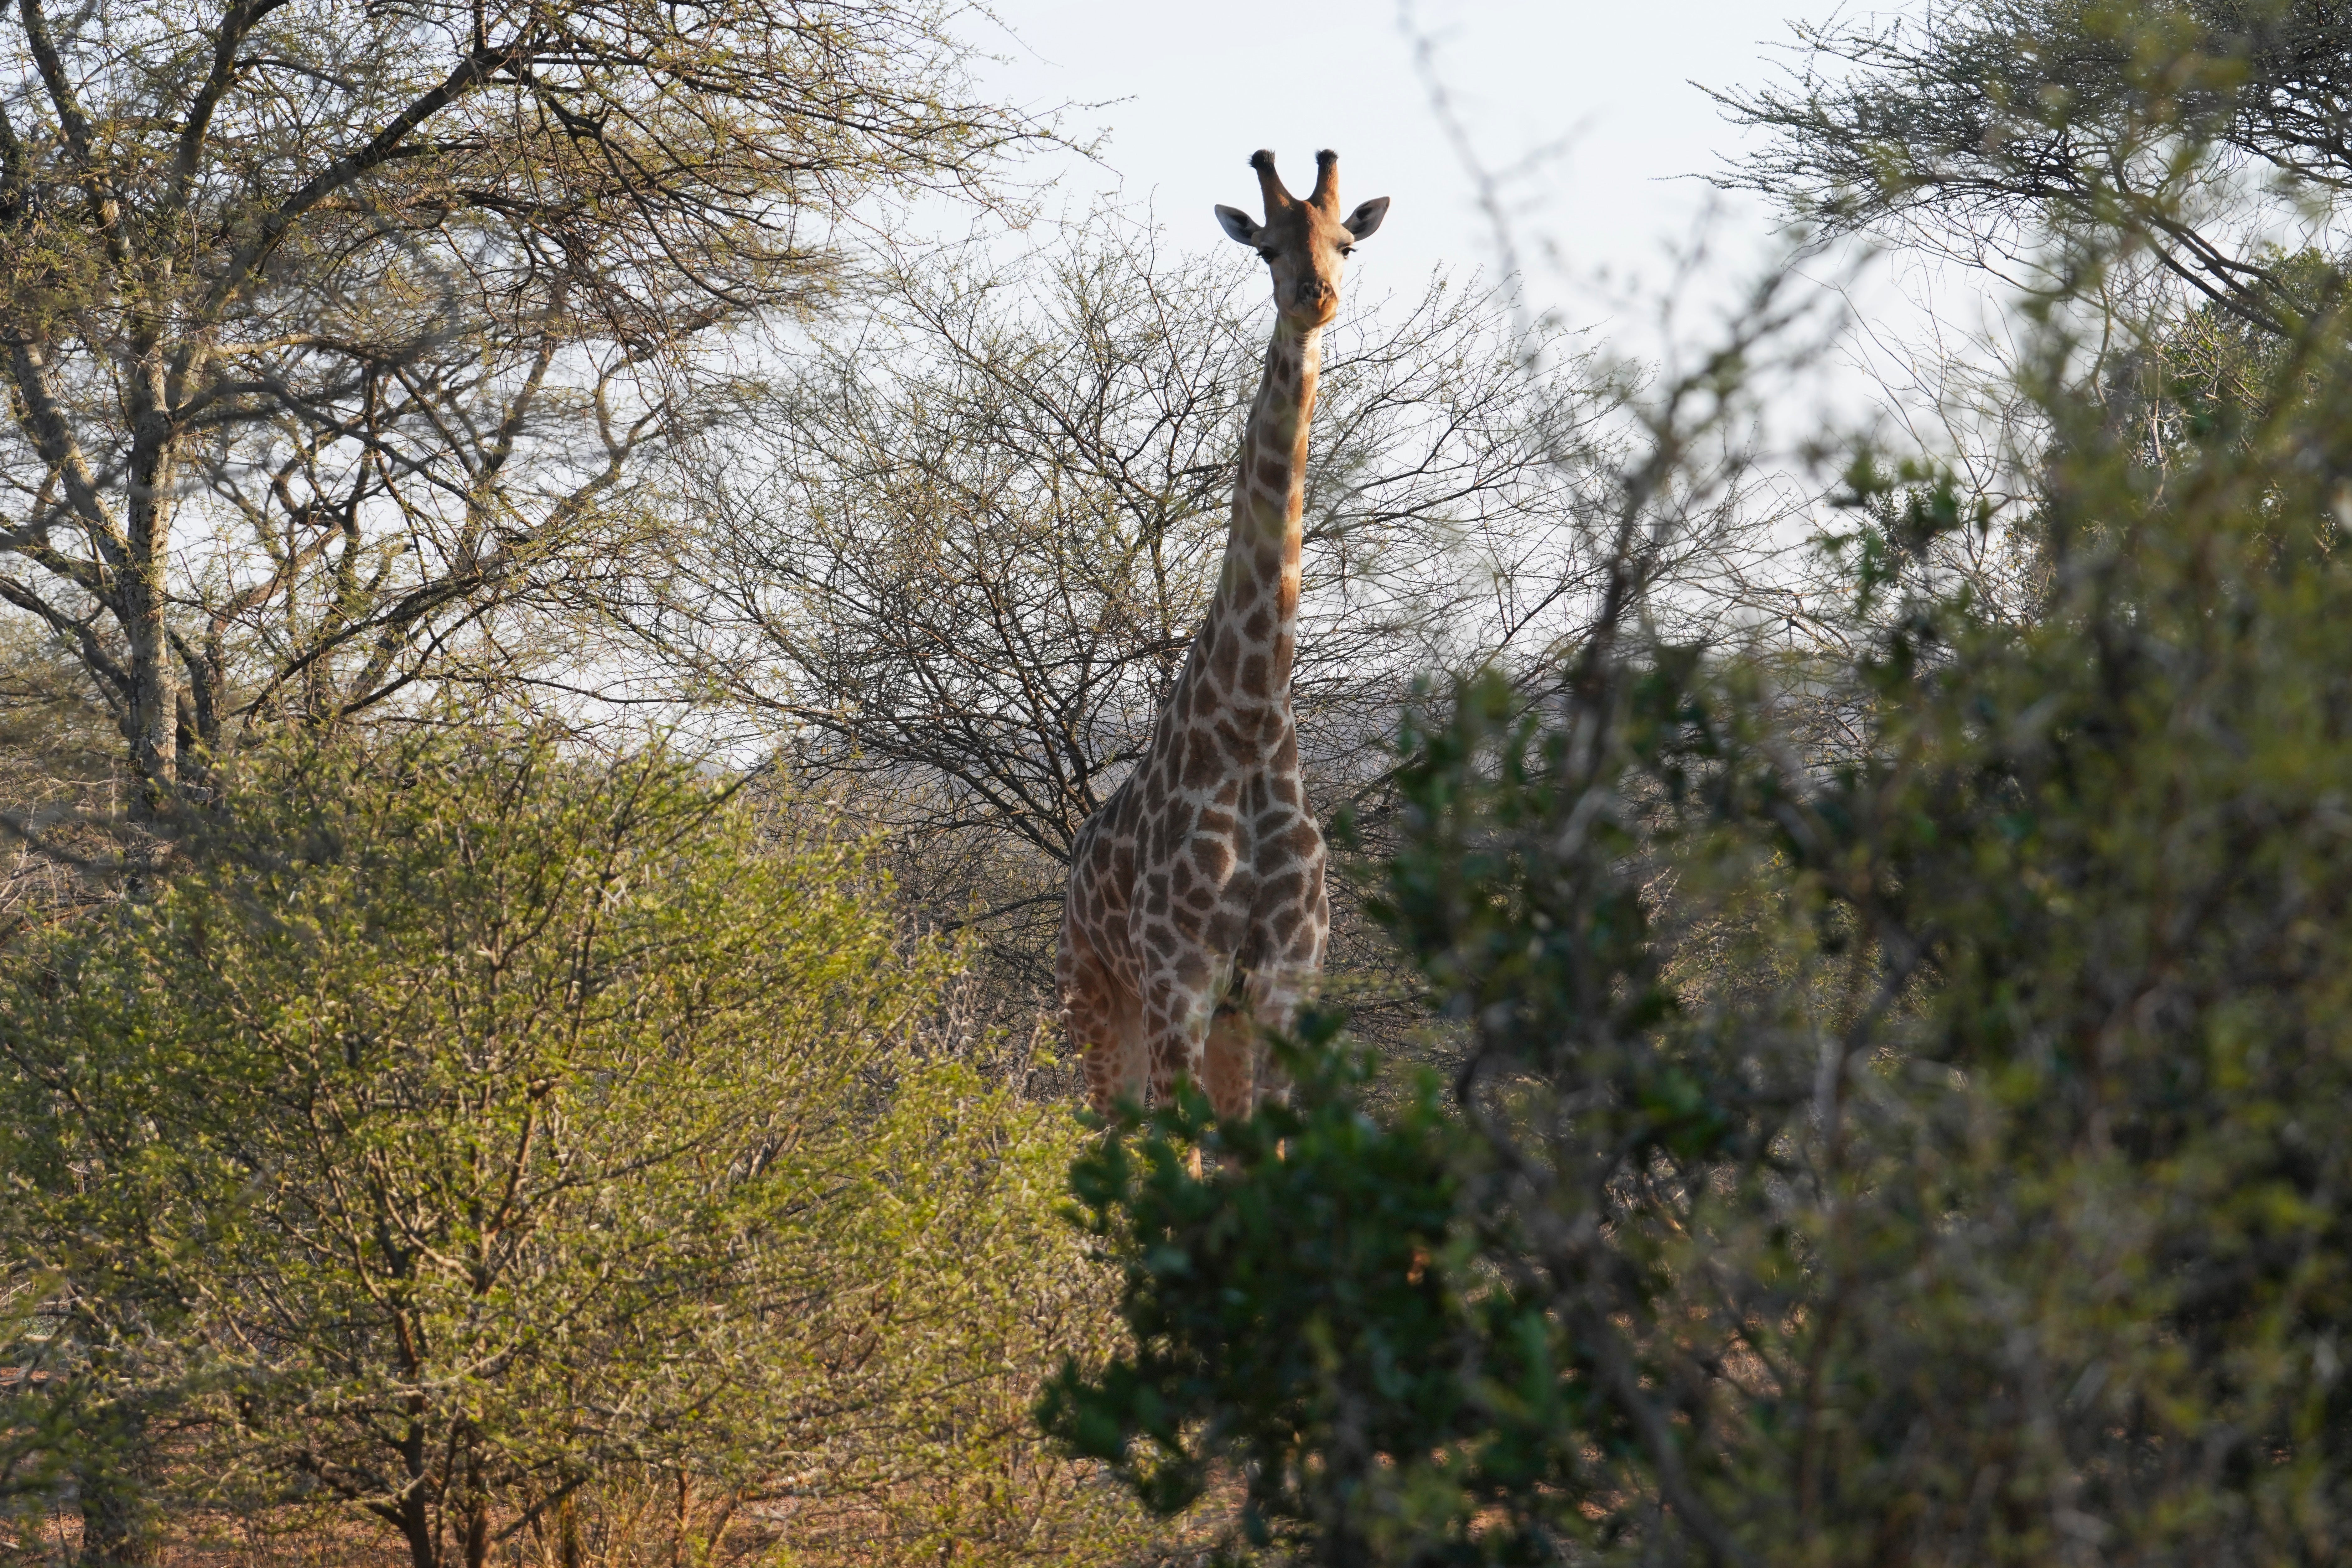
1342, 197, 1389, 240
1215, 204, 1261, 245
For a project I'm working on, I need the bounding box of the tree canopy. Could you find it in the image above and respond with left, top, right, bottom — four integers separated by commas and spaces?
0, 0, 1046, 798
1713, 0, 2352, 333
610, 223, 1680, 1018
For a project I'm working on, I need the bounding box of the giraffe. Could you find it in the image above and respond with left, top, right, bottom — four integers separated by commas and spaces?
1057, 148, 1389, 1120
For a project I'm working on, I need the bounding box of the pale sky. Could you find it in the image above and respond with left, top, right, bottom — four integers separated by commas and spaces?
968, 0, 1887, 346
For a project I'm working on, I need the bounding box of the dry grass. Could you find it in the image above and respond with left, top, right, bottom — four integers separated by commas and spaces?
1, 1459, 1234, 1568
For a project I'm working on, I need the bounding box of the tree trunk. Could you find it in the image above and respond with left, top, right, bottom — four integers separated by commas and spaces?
122, 413, 180, 806
557, 1492, 583, 1568
122, 569, 176, 803
398, 1482, 440, 1568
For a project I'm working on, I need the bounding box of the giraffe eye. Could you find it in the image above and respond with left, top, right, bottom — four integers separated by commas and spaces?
1256, 247, 1277, 261
1339, 245, 1354, 258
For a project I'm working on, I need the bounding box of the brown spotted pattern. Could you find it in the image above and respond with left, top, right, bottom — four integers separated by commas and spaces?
1057, 148, 1389, 1119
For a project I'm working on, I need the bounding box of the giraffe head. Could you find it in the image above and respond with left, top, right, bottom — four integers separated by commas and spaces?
1215, 149, 1389, 330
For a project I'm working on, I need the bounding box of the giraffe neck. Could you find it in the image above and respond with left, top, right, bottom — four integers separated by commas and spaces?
1201, 317, 1320, 714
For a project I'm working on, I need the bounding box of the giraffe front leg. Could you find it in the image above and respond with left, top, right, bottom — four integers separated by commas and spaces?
1241, 862, 1330, 1109
1140, 956, 1224, 1110
1242, 960, 1324, 1110
1079, 988, 1146, 1118
1202, 991, 1257, 1122
1140, 967, 1220, 1180
1060, 932, 1143, 1117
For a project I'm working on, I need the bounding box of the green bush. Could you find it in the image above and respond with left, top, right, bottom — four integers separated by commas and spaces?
0, 728, 1145, 1568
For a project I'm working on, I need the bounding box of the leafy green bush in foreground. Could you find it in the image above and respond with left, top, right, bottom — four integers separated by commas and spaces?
0, 730, 1144, 1568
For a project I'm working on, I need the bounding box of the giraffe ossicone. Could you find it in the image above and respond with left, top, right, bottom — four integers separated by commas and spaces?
1057, 148, 1389, 1120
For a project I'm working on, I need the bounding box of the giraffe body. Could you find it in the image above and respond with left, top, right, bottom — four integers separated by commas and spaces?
1058, 149, 1388, 1119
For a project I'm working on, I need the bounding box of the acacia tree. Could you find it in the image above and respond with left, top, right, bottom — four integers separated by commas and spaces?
0, 0, 1044, 801
1710, 0, 2352, 335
